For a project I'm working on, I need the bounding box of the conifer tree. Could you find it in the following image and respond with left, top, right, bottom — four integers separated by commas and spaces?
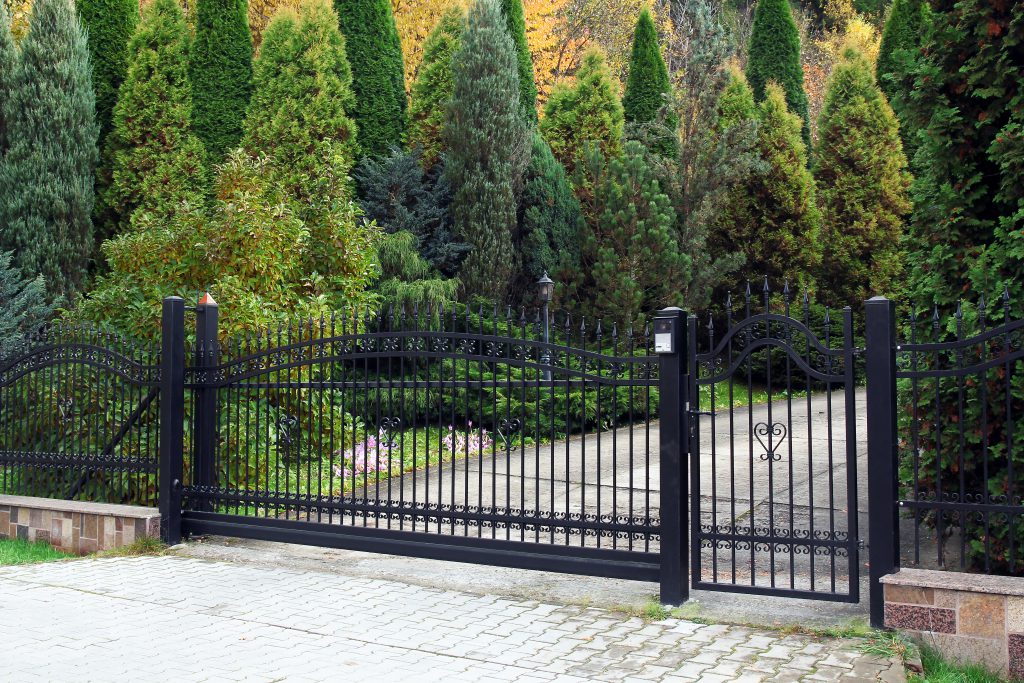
499, 0, 537, 122
622, 9, 670, 126
77, 0, 138, 145
0, 0, 98, 299
875, 0, 928, 153
518, 132, 583, 294
190, 0, 253, 162
716, 82, 819, 288
407, 7, 462, 171
540, 49, 624, 178
746, 0, 810, 149
100, 0, 207, 237
814, 49, 910, 309
0, 3, 15, 156
335, 0, 406, 157
443, 0, 530, 301
243, 0, 364, 287
0, 250, 51, 360
574, 140, 689, 329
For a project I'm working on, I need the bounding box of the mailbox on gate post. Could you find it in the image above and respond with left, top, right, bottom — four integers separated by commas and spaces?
654, 307, 688, 605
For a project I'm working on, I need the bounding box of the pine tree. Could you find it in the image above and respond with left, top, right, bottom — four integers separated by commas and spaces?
0, 250, 51, 360
518, 131, 583, 295
243, 0, 365, 288
746, 0, 810, 149
717, 82, 820, 288
335, 0, 406, 157
100, 0, 207, 238
904, 0, 1024, 309
574, 140, 689, 329
814, 49, 910, 309
875, 0, 929, 153
0, 3, 15, 156
190, 0, 253, 162
443, 0, 530, 301
622, 9, 669, 126
407, 7, 462, 171
540, 49, 624, 178
0, 0, 98, 299
499, 0, 537, 122
77, 0, 138, 145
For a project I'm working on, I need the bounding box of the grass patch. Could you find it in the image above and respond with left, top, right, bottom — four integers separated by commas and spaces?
912, 647, 1008, 683
96, 536, 166, 558
0, 538, 72, 566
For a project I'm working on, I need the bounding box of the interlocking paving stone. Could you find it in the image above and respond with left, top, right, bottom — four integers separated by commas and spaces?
0, 556, 902, 682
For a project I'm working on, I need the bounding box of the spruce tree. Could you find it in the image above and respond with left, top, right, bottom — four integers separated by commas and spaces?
77, 0, 138, 145
0, 250, 51, 360
717, 82, 819, 288
746, 0, 810, 149
622, 9, 670, 126
875, 0, 929, 152
443, 0, 530, 301
0, 0, 98, 299
100, 0, 207, 237
814, 49, 910, 309
518, 132, 583, 294
574, 140, 689, 330
0, 3, 15, 156
334, 0, 406, 157
499, 0, 537, 123
190, 0, 253, 162
540, 49, 624, 179
408, 7, 462, 171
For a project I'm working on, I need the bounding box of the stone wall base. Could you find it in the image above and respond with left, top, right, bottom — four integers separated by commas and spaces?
0, 495, 160, 554
883, 568, 1024, 680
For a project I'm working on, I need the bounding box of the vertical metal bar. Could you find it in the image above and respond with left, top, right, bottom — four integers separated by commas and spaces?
842, 307, 860, 601
159, 297, 186, 544
687, 315, 700, 589
657, 307, 688, 605
865, 296, 899, 629
193, 294, 219, 512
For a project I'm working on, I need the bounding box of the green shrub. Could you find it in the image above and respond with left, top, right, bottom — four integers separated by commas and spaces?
189, 0, 252, 162
814, 49, 910, 310
407, 7, 462, 171
0, 0, 98, 301
77, 0, 138, 145
334, 0, 406, 157
541, 49, 624, 179
443, 0, 530, 301
98, 0, 208, 239
745, 0, 810, 149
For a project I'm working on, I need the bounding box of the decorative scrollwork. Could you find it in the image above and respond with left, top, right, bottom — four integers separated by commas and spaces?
276, 415, 299, 452
497, 417, 522, 449
754, 421, 787, 462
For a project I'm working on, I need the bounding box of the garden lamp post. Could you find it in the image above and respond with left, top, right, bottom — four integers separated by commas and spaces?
537, 273, 554, 382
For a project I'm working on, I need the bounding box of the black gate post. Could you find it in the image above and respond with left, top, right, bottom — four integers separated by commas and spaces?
865, 296, 899, 628
159, 296, 185, 544
193, 293, 219, 512
656, 307, 689, 605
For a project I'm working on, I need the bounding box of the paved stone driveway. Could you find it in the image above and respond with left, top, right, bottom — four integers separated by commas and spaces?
0, 556, 901, 683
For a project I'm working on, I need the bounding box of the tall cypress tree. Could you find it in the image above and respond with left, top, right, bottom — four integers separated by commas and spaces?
499, 0, 537, 123
408, 7, 463, 171
0, 0, 98, 299
875, 0, 929, 153
622, 9, 670, 126
190, 0, 253, 162
77, 0, 138, 145
443, 0, 530, 301
814, 49, 910, 309
0, 3, 16, 157
100, 0, 207, 237
335, 0, 406, 157
746, 0, 810, 149
540, 49, 624, 179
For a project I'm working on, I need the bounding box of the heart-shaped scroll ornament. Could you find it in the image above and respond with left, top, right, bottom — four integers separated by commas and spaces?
754, 422, 787, 462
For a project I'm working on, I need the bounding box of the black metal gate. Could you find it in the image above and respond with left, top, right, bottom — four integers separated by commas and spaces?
686, 289, 861, 602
